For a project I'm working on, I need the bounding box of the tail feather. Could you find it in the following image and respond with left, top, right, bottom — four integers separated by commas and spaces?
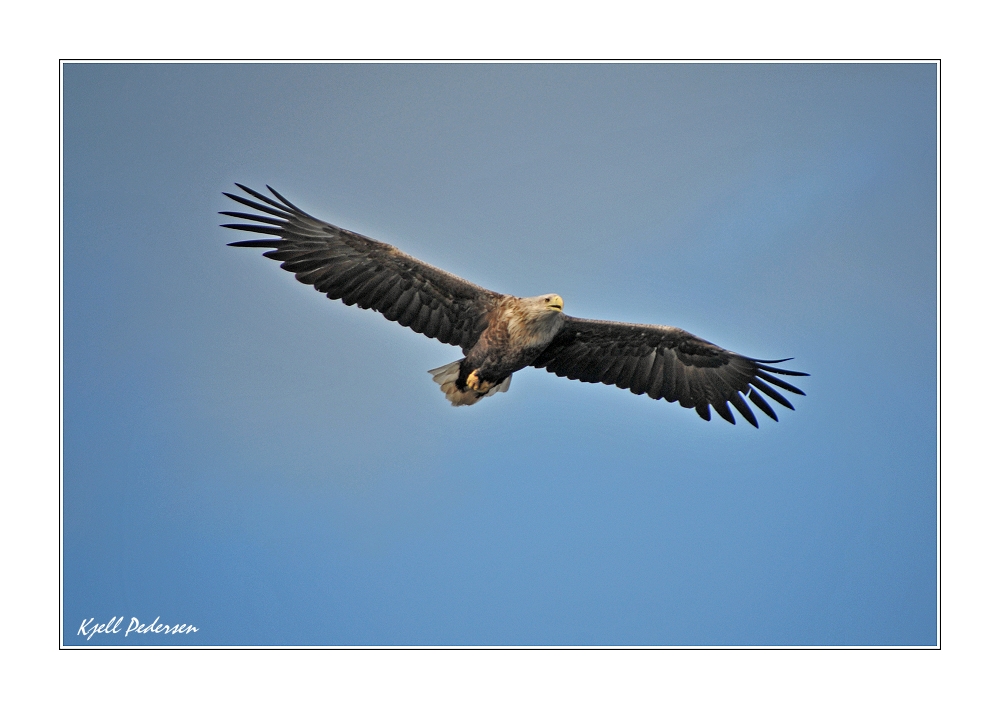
428, 360, 512, 406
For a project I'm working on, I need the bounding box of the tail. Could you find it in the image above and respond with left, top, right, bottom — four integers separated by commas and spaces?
428, 360, 512, 407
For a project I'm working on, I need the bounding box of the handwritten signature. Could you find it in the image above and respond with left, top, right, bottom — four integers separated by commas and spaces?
77, 616, 199, 641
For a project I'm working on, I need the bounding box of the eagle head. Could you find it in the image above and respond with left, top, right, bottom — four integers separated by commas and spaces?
506, 293, 565, 346
537, 294, 564, 312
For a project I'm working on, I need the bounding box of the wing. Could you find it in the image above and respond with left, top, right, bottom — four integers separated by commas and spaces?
533, 317, 808, 426
222, 184, 502, 353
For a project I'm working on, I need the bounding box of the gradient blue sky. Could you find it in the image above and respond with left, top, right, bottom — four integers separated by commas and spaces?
62, 63, 937, 646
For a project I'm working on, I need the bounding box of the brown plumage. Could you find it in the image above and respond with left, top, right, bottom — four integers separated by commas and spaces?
224, 184, 807, 426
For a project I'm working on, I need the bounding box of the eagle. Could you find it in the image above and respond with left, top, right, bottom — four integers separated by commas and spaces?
223, 184, 807, 426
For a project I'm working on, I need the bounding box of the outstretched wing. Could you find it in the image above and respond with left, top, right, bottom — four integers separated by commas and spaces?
223, 184, 502, 353
533, 317, 808, 426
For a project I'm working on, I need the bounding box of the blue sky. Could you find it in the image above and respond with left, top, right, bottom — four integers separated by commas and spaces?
62, 63, 937, 646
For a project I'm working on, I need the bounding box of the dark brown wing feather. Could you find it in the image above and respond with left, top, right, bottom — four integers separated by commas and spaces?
533, 317, 808, 426
222, 184, 502, 353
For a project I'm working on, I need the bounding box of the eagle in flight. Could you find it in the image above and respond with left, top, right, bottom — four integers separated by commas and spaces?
224, 184, 807, 426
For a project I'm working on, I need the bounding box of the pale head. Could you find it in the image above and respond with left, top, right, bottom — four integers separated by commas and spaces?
508, 293, 565, 345
531, 293, 564, 313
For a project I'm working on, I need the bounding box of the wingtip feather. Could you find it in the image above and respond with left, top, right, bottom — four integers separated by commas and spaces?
226, 238, 283, 248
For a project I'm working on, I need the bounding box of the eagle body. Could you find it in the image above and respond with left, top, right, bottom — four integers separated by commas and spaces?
432, 294, 566, 405
224, 185, 808, 426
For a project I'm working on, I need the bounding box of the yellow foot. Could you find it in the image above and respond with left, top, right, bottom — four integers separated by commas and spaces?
466, 370, 493, 393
